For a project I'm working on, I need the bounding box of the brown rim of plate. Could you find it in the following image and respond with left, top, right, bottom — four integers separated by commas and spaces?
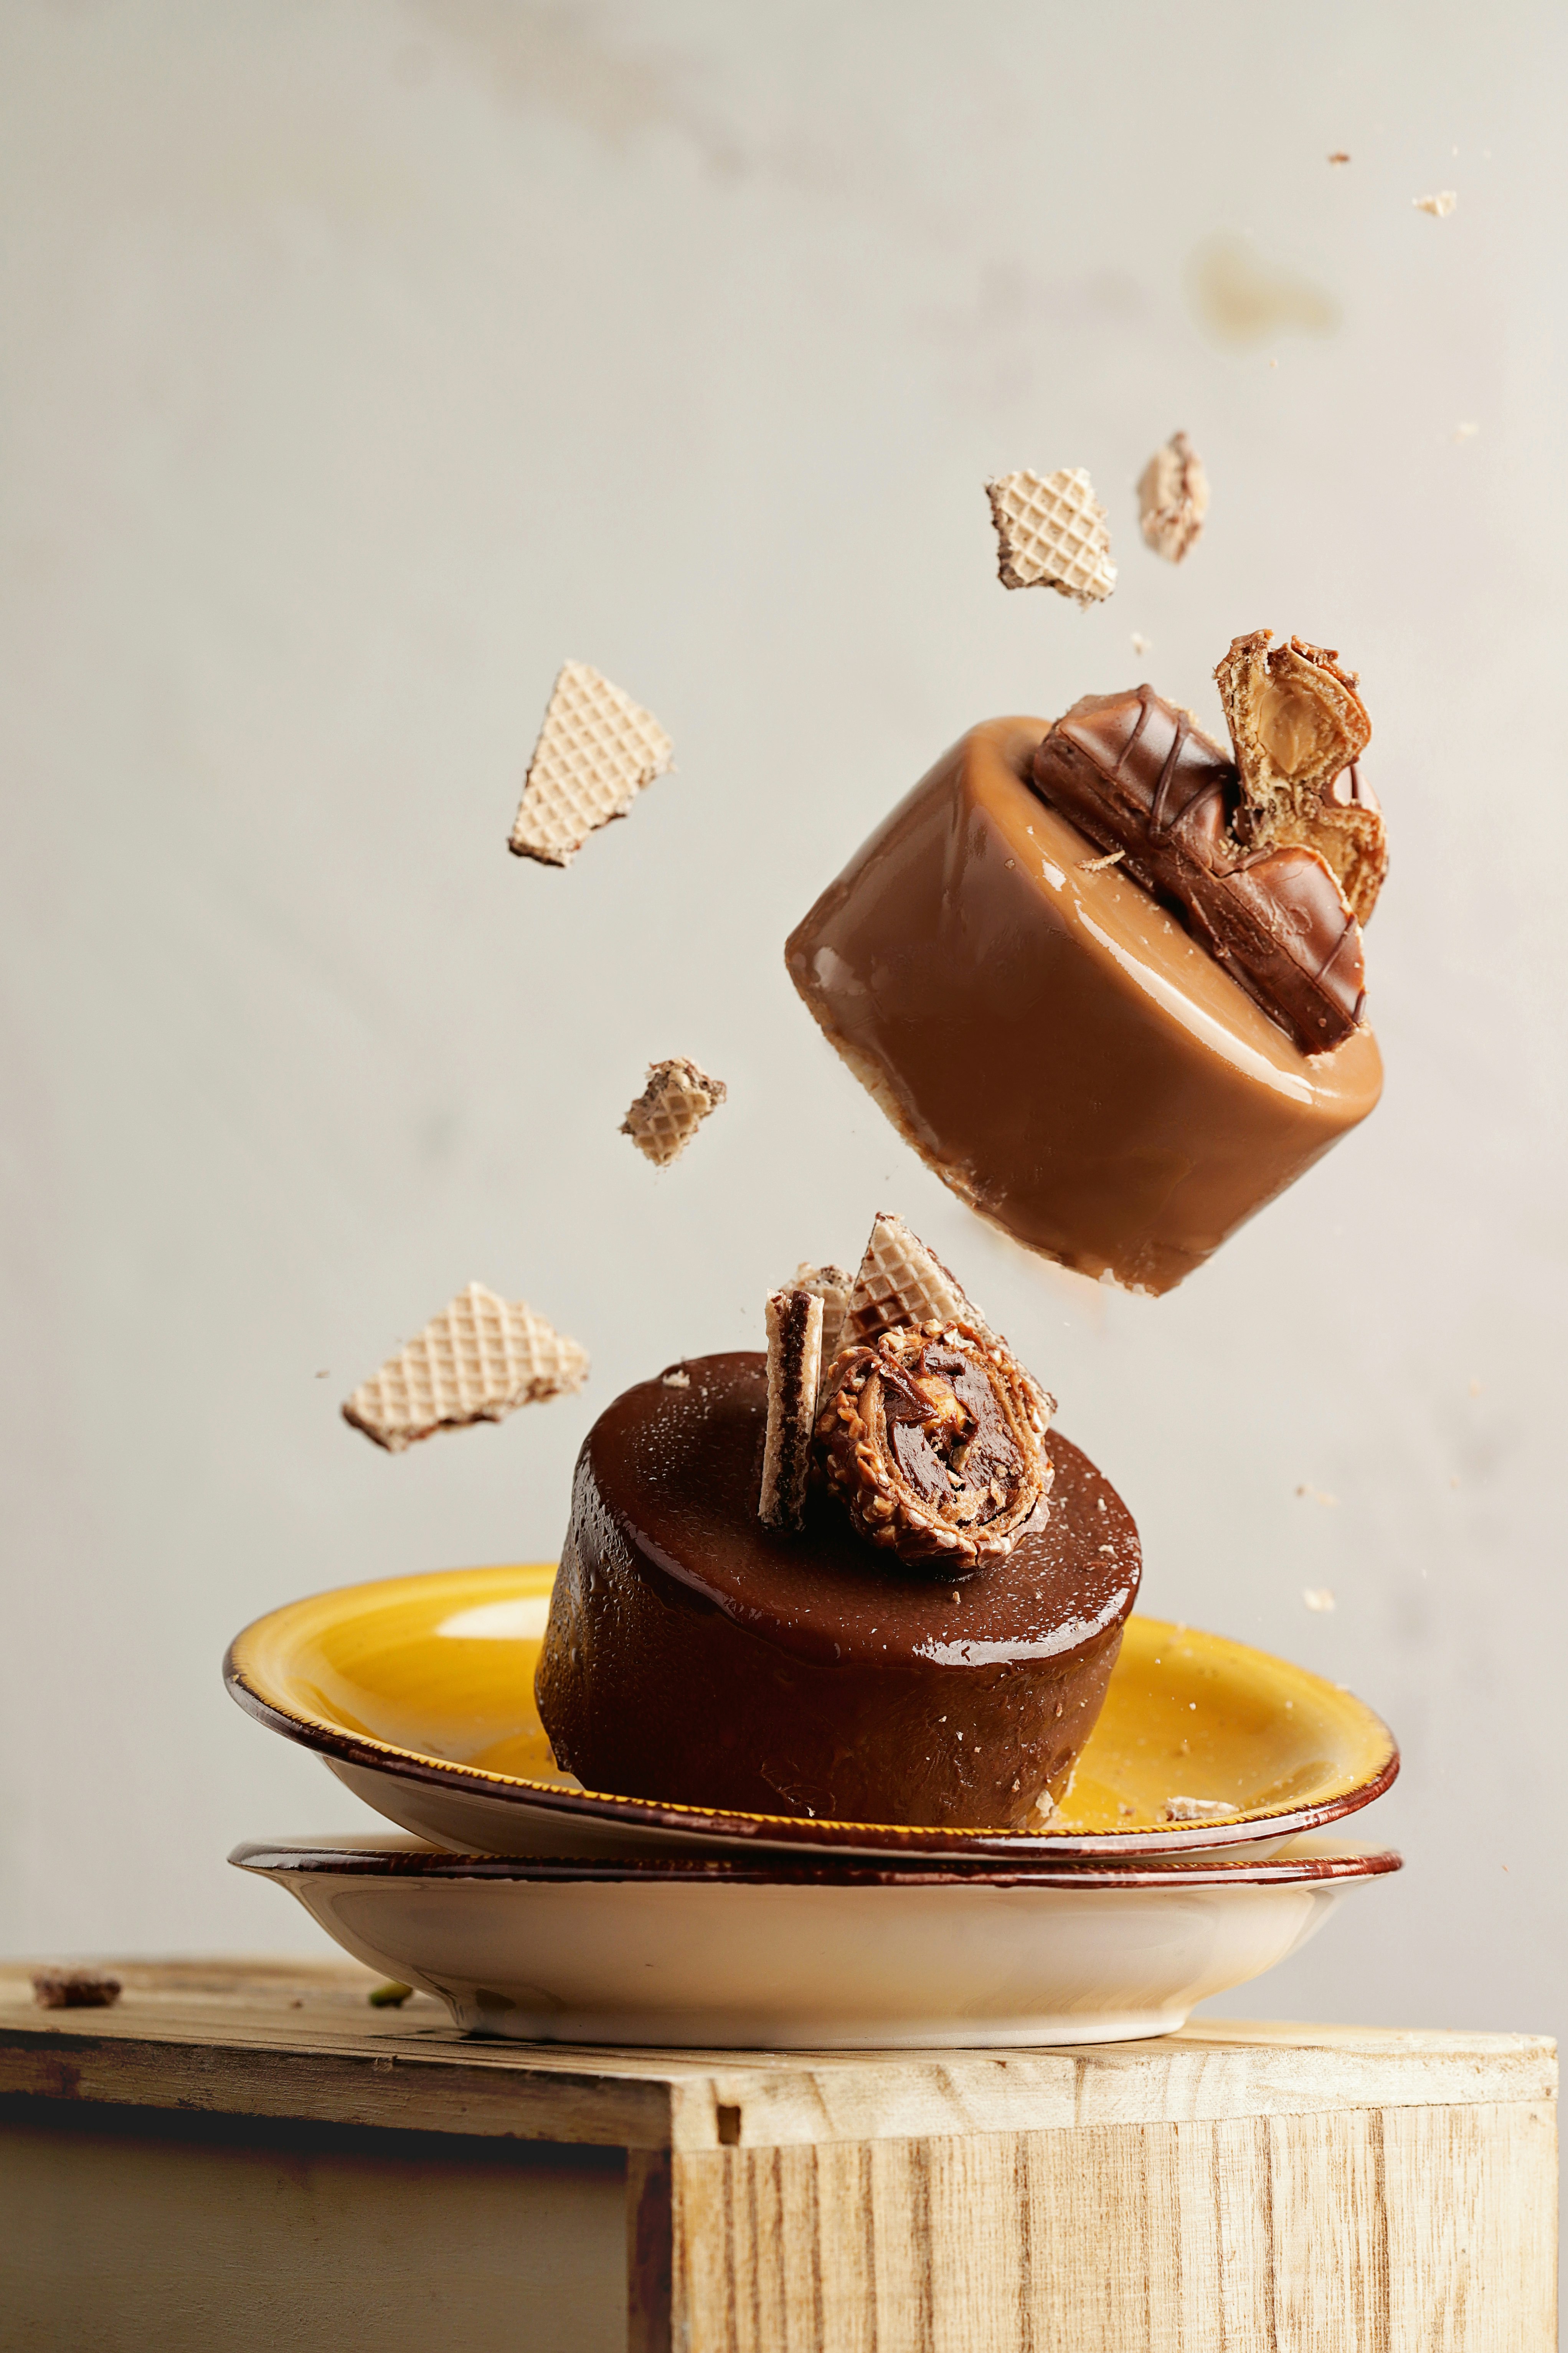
223, 1629, 1400, 1861
228, 1839, 1403, 1891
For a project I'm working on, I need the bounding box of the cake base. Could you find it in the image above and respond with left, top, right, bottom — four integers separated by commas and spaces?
535, 1352, 1140, 1830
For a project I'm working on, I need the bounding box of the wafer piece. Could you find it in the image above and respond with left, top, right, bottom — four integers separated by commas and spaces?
1214, 629, 1386, 924
508, 661, 673, 867
1163, 1795, 1236, 1823
759, 1287, 824, 1532
342, 1282, 588, 1453
985, 468, 1117, 606
792, 1261, 852, 1378
1136, 431, 1209, 563
620, 1056, 727, 1167
1414, 190, 1456, 217
845, 1213, 984, 1345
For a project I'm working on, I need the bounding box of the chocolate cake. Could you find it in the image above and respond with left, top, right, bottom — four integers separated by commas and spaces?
534, 1350, 1140, 1831
786, 691, 1384, 1294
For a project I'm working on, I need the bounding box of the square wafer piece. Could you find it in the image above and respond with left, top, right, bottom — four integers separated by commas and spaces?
621, 1056, 727, 1167
759, 1287, 824, 1532
986, 468, 1117, 606
343, 1282, 588, 1452
508, 661, 673, 868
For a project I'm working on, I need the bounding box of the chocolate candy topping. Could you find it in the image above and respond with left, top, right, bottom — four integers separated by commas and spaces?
815, 1320, 1050, 1574
1029, 687, 1367, 1053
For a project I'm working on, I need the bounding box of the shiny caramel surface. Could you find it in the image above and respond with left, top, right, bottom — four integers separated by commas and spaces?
787, 717, 1383, 1291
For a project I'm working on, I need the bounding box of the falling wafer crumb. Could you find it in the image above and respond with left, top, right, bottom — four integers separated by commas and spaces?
621, 1056, 727, 1168
1136, 431, 1209, 563
1415, 190, 1457, 217
1295, 1484, 1338, 1506
1328, 151, 1351, 165
1131, 631, 1150, 656
1454, 421, 1479, 441
1303, 1587, 1337, 1613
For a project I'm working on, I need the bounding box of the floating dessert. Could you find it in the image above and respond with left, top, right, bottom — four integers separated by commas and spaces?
786, 631, 1386, 1294
535, 1216, 1140, 1830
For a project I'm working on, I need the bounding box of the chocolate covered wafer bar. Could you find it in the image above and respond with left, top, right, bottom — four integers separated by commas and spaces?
1215, 630, 1386, 924
1030, 687, 1365, 1052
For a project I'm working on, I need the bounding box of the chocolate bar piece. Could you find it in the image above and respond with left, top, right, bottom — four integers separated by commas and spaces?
1030, 686, 1366, 1053
1215, 630, 1386, 925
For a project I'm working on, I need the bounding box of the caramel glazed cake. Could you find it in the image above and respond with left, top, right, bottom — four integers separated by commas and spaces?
785, 632, 1388, 1295
535, 1217, 1141, 1832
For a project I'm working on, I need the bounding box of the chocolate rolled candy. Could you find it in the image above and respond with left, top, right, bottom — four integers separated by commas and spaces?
536, 1352, 1139, 1829
817, 1322, 1050, 1572
785, 714, 1382, 1294
1030, 687, 1366, 1053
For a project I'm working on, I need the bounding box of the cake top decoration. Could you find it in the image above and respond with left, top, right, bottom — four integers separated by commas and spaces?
761, 1215, 1053, 1570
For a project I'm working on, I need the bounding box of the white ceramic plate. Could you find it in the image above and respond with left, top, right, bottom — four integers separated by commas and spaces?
231, 1833, 1400, 2051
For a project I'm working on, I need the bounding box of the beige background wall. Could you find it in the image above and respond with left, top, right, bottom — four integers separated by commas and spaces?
1, 0, 1563, 2070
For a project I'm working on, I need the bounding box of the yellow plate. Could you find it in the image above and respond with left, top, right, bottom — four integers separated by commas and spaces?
226, 1566, 1398, 1861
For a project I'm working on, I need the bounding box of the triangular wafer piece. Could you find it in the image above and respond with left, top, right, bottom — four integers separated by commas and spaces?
621, 1056, 727, 1167
792, 1262, 852, 1380
985, 468, 1117, 606
759, 1287, 824, 1532
343, 1282, 588, 1453
846, 1213, 984, 1345
508, 661, 673, 868
1214, 629, 1386, 924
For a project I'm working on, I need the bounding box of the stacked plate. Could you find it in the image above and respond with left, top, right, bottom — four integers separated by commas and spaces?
225, 1564, 1401, 2048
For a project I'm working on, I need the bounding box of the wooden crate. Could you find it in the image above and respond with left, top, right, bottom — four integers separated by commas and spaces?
0, 1961, 1555, 2351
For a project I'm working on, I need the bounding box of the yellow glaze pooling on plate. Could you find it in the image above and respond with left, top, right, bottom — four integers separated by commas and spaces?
230, 1565, 1394, 1835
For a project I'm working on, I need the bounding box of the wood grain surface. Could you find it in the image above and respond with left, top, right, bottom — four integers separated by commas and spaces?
0, 1961, 1553, 2152
1, 1963, 1556, 2351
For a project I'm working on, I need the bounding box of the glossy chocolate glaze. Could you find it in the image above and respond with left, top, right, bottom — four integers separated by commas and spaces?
535, 1352, 1139, 1830
785, 716, 1383, 1294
